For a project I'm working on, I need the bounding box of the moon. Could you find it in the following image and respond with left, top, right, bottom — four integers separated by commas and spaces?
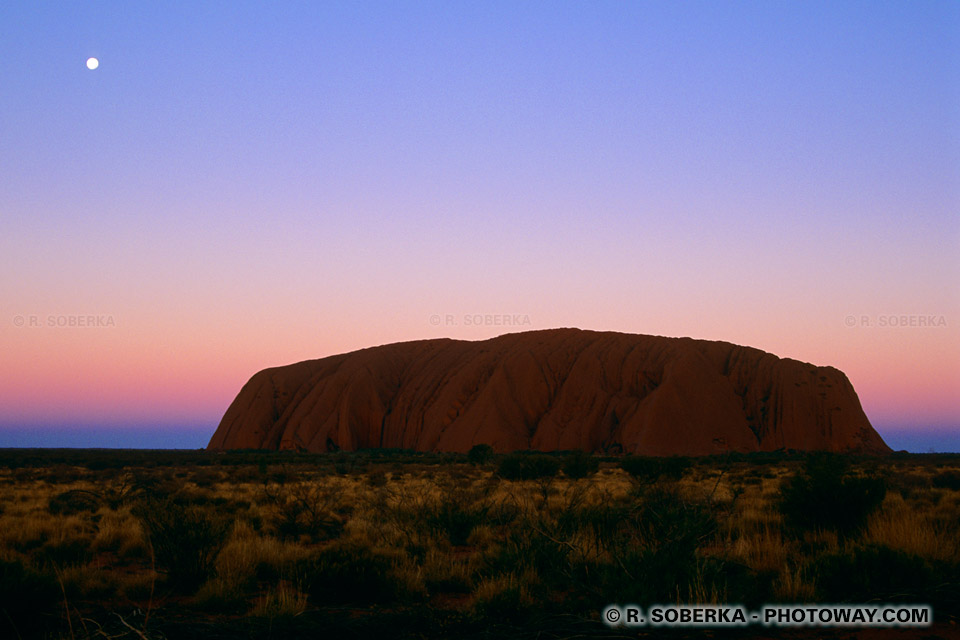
86, 57, 99, 70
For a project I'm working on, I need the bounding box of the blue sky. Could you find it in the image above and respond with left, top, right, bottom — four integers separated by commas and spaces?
1, 1, 957, 451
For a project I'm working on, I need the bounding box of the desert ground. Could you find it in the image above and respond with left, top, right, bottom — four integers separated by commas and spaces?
0, 448, 957, 639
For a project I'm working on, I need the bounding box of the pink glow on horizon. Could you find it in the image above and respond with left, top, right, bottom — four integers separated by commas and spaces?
3, 313, 956, 434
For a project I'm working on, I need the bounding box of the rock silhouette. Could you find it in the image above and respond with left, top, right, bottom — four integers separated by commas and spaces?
208, 328, 889, 455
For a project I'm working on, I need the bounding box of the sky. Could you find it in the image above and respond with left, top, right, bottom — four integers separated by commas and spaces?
1, 1, 958, 452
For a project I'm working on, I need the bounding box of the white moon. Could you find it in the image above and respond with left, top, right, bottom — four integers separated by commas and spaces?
86, 57, 99, 70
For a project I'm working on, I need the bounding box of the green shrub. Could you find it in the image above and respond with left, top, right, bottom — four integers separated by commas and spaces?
48, 489, 100, 516
425, 497, 490, 546
705, 561, 776, 609
556, 502, 632, 542
778, 455, 886, 537
0, 558, 60, 637
472, 574, 533, 623
561, 451, 599, 479
467, 444, 495, 466
885, 472, 930, 500
586, 487, 717, 604
483, 529, 571, 586
497, 453, 560, 481
191, 468, 222, 487
192, 578, 248, 614
38, 537, 93, 567
134, 498, 229, 590
300, 541, 399, 605
620, 456, 689, 483
366, 470, 388, 487
263, 481, 344, 542
813, 546, 932, 602
932, 469, 960, 491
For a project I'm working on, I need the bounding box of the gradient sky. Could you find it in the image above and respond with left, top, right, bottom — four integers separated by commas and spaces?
1, 1, 958, 451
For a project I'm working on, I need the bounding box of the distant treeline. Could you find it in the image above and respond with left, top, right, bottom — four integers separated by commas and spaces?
0, 446, 955, 471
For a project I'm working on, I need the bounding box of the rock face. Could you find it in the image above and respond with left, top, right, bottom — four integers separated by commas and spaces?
208, 329, 890, 456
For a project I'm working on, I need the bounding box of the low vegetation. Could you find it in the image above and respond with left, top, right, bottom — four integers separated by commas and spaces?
0, 448, 957, 638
